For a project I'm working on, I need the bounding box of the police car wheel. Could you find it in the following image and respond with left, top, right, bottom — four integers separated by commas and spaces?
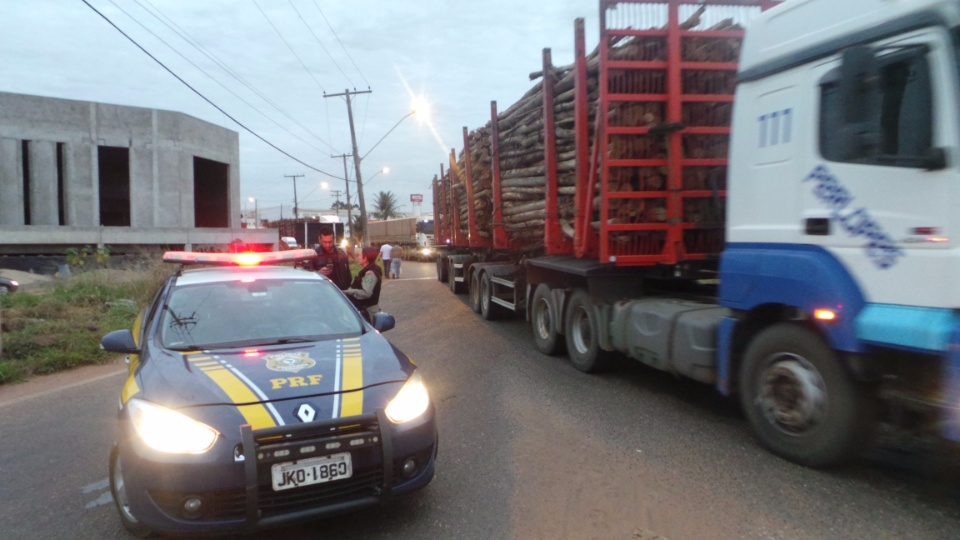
109, 446, 153, 538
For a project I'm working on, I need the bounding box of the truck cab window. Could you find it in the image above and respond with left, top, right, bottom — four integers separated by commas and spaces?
820, 49, 933, 166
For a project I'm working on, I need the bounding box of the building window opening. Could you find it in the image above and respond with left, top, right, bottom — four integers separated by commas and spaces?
57, 142, 66, 226
21, 140, 31, 225
98, 146, 131, 226
193, 157, 228, 228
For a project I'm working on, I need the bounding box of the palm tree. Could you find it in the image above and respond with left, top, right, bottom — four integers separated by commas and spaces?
372, 191, 400, 220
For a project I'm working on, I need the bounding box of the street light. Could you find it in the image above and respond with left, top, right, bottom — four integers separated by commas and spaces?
248, 197, 258, 228
366, 167, 390, 185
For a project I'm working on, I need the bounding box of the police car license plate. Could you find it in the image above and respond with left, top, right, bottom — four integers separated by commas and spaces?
271, 452, 353, 491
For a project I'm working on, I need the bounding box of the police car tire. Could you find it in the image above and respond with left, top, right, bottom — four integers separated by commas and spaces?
109, 446, 153, 538
739, 323, 878, 468
564, 289, 610, 373
531, 284, 565, 356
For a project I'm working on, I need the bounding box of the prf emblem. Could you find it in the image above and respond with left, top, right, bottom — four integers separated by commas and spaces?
265, 352, 316, 373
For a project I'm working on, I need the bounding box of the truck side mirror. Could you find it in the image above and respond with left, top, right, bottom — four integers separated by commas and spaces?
839, 45, 881, 160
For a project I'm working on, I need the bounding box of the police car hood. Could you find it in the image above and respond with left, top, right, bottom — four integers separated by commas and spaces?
139, 331, 413, 416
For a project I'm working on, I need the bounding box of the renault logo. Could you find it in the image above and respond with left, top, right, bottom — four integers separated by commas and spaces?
295, 403, 316, 423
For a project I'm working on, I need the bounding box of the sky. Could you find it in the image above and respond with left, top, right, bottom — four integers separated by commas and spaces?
1, 0, 601, 222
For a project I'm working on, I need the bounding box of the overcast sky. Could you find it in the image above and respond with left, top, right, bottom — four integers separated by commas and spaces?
1, 0, 602, 221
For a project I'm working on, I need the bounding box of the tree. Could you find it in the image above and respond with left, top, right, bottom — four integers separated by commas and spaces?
372, 191, 400, 220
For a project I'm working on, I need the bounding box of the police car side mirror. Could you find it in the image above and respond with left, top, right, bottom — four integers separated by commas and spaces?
101, 329, 140, 354
372, 312, 395, 333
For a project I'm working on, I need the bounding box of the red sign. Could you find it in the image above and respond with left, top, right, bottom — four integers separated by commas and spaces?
410, 194, 423, 203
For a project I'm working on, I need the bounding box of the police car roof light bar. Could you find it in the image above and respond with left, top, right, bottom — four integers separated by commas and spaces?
162, 249, 318, 267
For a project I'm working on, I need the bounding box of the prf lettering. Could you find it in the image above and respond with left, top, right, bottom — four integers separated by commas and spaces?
271, 374, 323, 390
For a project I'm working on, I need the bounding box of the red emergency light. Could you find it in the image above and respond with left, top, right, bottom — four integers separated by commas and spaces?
162, 249, 317, 266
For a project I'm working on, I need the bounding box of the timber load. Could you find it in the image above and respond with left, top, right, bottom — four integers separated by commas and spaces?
435, 1, 774, 264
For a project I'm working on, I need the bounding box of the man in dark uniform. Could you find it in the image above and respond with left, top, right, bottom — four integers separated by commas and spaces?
344, 247, 382, 323
310, 226, 351, 290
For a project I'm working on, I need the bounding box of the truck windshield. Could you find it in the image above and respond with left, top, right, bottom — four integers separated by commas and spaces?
417, 220, 435, 234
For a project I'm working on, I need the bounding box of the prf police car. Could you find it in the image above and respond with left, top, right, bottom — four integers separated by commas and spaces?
101, 249, 437, 537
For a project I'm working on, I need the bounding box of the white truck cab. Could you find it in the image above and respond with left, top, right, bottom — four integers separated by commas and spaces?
721, 0, 960, 463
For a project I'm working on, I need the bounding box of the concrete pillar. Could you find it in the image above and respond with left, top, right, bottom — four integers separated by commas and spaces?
130, 146, 154, 227
156, 149, 181, 227
0, 138, 24, 225
180, 154, 194, 228
64, 143, 96, 226
28, 141, 58, 225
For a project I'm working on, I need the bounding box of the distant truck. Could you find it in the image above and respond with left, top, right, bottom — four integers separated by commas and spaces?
366, 216, 437, 260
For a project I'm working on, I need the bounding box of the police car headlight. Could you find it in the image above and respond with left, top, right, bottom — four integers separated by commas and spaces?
385, 372, 430, 424
127, 399, 219, 454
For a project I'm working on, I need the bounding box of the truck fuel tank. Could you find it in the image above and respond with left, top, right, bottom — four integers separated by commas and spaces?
610, 298, 729, 384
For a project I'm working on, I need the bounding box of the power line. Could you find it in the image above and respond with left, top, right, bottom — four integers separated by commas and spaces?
81, 0, 342, 180
287, 0, 354, 87
311, 0, 370, 88
251, 0, 327, 94
111, 0, 339, 156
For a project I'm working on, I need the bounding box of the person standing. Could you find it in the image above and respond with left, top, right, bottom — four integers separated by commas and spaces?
310, 226, 351, 290
379, 242, 393, 279
390, 245, 403, 279
344, 247, 382, 323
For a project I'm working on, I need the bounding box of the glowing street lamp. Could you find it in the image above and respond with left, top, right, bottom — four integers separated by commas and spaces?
247, 197, 258, 228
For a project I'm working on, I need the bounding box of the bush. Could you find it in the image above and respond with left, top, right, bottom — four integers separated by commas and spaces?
0, 256, 168, 385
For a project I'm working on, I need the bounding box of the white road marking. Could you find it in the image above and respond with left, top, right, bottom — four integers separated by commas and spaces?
82, 478, 114, 509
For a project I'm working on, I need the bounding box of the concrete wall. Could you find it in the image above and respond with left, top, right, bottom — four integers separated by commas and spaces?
0, 91, 270, 252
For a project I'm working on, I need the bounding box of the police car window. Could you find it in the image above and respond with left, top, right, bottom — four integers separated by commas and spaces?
819, 46, 933, 167
160, 279, 362, 349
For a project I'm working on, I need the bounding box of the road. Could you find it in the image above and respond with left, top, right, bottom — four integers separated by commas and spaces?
1, 261, 959, 539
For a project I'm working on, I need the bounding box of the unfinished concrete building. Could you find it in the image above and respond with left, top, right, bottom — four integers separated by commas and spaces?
0, 91, 276, 254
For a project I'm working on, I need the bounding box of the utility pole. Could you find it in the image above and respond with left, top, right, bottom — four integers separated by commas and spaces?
325, 88, 372, 242
330, 189, 344, 218
331, 153, 354, 234
284, 174, 304, 220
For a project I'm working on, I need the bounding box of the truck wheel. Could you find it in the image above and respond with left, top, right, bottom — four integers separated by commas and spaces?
739, 323, 878, 467
437, 257, 448, 283
531, 284, 565, 355
469, 269, 482, 313
110, 446, 153, 538
564, 289, 609, 373
479, 272, 504, 320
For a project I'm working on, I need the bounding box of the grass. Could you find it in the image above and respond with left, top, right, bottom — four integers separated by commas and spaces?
0, 260, 170, 386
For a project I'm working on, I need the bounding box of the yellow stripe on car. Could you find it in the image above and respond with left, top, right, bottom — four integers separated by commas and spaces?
340, 339, 363, 417
188, 356, 277, 430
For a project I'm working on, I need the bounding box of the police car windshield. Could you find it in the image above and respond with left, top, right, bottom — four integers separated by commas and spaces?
160, 278, 363, 349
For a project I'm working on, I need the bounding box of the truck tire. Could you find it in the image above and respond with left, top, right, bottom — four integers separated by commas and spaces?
739, 323, 878, 467
469, 269, 482, 313
531, 284, 565, 355
437, 257, 448, 283
564, 289, 609, 373
479, 272, 505, 320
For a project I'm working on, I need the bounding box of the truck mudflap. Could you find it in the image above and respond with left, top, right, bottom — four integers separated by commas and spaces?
610, 298, 729, 384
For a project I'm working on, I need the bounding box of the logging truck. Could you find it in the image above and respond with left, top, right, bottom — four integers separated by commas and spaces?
365, 215, 437, 260
432, 0, 960, 467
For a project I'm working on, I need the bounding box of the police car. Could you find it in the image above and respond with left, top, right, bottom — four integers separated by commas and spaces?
101, 249, 437, 537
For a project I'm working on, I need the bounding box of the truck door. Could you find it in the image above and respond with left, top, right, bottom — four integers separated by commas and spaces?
801, 28, 960, 309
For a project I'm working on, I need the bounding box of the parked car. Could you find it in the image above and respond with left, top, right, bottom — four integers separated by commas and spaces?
280, 236, 301, 250
102, 249, 437, 537
0, 276, 18, 295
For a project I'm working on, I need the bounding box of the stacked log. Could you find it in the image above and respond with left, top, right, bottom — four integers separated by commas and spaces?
437, 7, 743, 256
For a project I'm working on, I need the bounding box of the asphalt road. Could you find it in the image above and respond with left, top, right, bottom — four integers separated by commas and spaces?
2, 261, 960, 539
